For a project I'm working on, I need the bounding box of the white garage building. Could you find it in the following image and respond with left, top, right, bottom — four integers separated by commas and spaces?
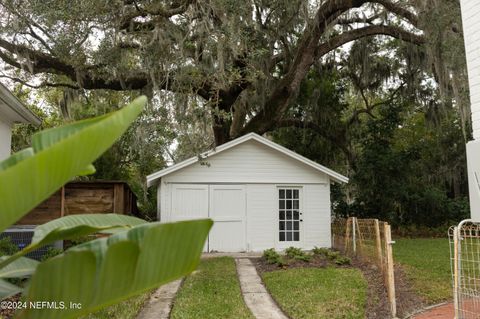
147, 133, 348, 252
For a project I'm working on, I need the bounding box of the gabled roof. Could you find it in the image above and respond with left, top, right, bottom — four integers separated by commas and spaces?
147, 133, 349, 187
0, 83, 41, 125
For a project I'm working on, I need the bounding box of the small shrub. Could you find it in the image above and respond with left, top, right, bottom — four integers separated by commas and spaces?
294, 254, 312, 262
0, 237, 19, 256
40, 247, 63, 262
263, 248, 288, 267
285, 246, 311, 262
334, 256, 351, 265
312, 247, 330, 256
285, 247, 302, 258
263, 248, 279, 263
326, 251, 340, 260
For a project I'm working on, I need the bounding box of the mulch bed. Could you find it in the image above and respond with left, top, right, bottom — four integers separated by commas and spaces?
253, 254, 330, 274
253, 253, 424, 319
0, 294, 20, 319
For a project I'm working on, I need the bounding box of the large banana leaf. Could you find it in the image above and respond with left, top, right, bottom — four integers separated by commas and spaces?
19, 219, 213, 319
0, 257, 39, 278
0, 96, 146, 233
0, 214, 147, 270
0, 279, 22, 299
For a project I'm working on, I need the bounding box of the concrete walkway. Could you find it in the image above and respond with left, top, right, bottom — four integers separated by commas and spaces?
410, 303, 454, 319
136, 279, 182, 319
235, 258, 289, 319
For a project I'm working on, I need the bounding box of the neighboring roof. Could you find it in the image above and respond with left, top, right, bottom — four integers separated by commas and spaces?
147, 133, 349, 187
0, 82, 41, 125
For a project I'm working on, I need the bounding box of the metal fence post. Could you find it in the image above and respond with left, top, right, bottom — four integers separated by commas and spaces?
453, 226, 459, 319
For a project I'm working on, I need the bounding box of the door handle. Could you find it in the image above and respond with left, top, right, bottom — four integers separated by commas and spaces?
300, 219, 303, 222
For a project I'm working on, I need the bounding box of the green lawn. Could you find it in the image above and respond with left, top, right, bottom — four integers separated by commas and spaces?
262, 268, 367, 319
84, 292, 151, 319
394, 238, 451, 304
170, 257, 253, 319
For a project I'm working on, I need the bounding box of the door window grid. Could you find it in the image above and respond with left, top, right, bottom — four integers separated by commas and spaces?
279, 188, 300, 242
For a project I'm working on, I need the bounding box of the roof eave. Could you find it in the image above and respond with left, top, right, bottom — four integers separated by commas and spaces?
0, 83, 41, 125
146, 133, 349, 186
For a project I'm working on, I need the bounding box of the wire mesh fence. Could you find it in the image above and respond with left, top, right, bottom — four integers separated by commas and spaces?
450, 221, 480, 319
332, 217, 397, 318
0, 227, 62, 260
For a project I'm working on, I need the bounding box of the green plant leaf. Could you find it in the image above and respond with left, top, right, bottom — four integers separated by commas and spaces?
0, 214, 147, 269
19, 219, 213, 319
0, 279, 22, 299
0, 148, 34, 171
0, 257, 39, 278
0, 96, 146, 233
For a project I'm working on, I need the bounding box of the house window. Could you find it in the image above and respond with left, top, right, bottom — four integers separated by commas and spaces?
279, 188, 300, 242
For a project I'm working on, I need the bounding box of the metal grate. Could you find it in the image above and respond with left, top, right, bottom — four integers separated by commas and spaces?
1, 227, 60, 260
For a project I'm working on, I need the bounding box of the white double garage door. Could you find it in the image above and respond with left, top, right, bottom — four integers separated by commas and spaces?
170, 184, 246, 252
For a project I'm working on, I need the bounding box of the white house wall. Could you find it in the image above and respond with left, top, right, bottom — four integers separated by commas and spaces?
461, 0, 480, 220
461, 0, 480, 139
0, 118, 12, 161
160, 182, 332, 251
162, 139, 329, 184
303, 184, 331, 249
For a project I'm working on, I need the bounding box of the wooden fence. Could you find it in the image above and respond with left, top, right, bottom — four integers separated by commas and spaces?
332, 217, 397, 318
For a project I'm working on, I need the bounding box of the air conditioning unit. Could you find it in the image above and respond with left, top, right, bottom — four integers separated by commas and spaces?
468, 140, 480, 221
0, 226, 62, 260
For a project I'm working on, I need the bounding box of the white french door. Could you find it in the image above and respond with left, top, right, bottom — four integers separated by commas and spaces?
277, 187, 302, 249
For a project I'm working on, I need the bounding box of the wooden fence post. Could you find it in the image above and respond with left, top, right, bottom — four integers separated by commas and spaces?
374, 219, 383, 268
352, 217, 357, 254
384, 223, 397, 318
345, 218, 351, 253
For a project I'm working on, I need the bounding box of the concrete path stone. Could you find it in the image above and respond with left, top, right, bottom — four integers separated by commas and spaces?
136, 279, 182, 319
235, 258, 289, 319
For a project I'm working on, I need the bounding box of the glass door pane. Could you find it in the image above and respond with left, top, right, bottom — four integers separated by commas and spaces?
278, 188, 300, 242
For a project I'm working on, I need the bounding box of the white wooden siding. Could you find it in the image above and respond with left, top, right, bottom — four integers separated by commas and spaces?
162, 140, 328, 184
461, 0, 480, 139
246, 185, 277, 251
303, 184, 331, 249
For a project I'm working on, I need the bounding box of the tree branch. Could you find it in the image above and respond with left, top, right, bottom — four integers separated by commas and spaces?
0, 74, 80, 89
372, 0, 419, 27
277, 118, 355, 164
239, 0, 369, 137
119, 1, 193, 30
316, 25, 425, 57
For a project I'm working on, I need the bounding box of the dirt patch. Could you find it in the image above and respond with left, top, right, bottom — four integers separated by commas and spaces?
349, 259, 391, 319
